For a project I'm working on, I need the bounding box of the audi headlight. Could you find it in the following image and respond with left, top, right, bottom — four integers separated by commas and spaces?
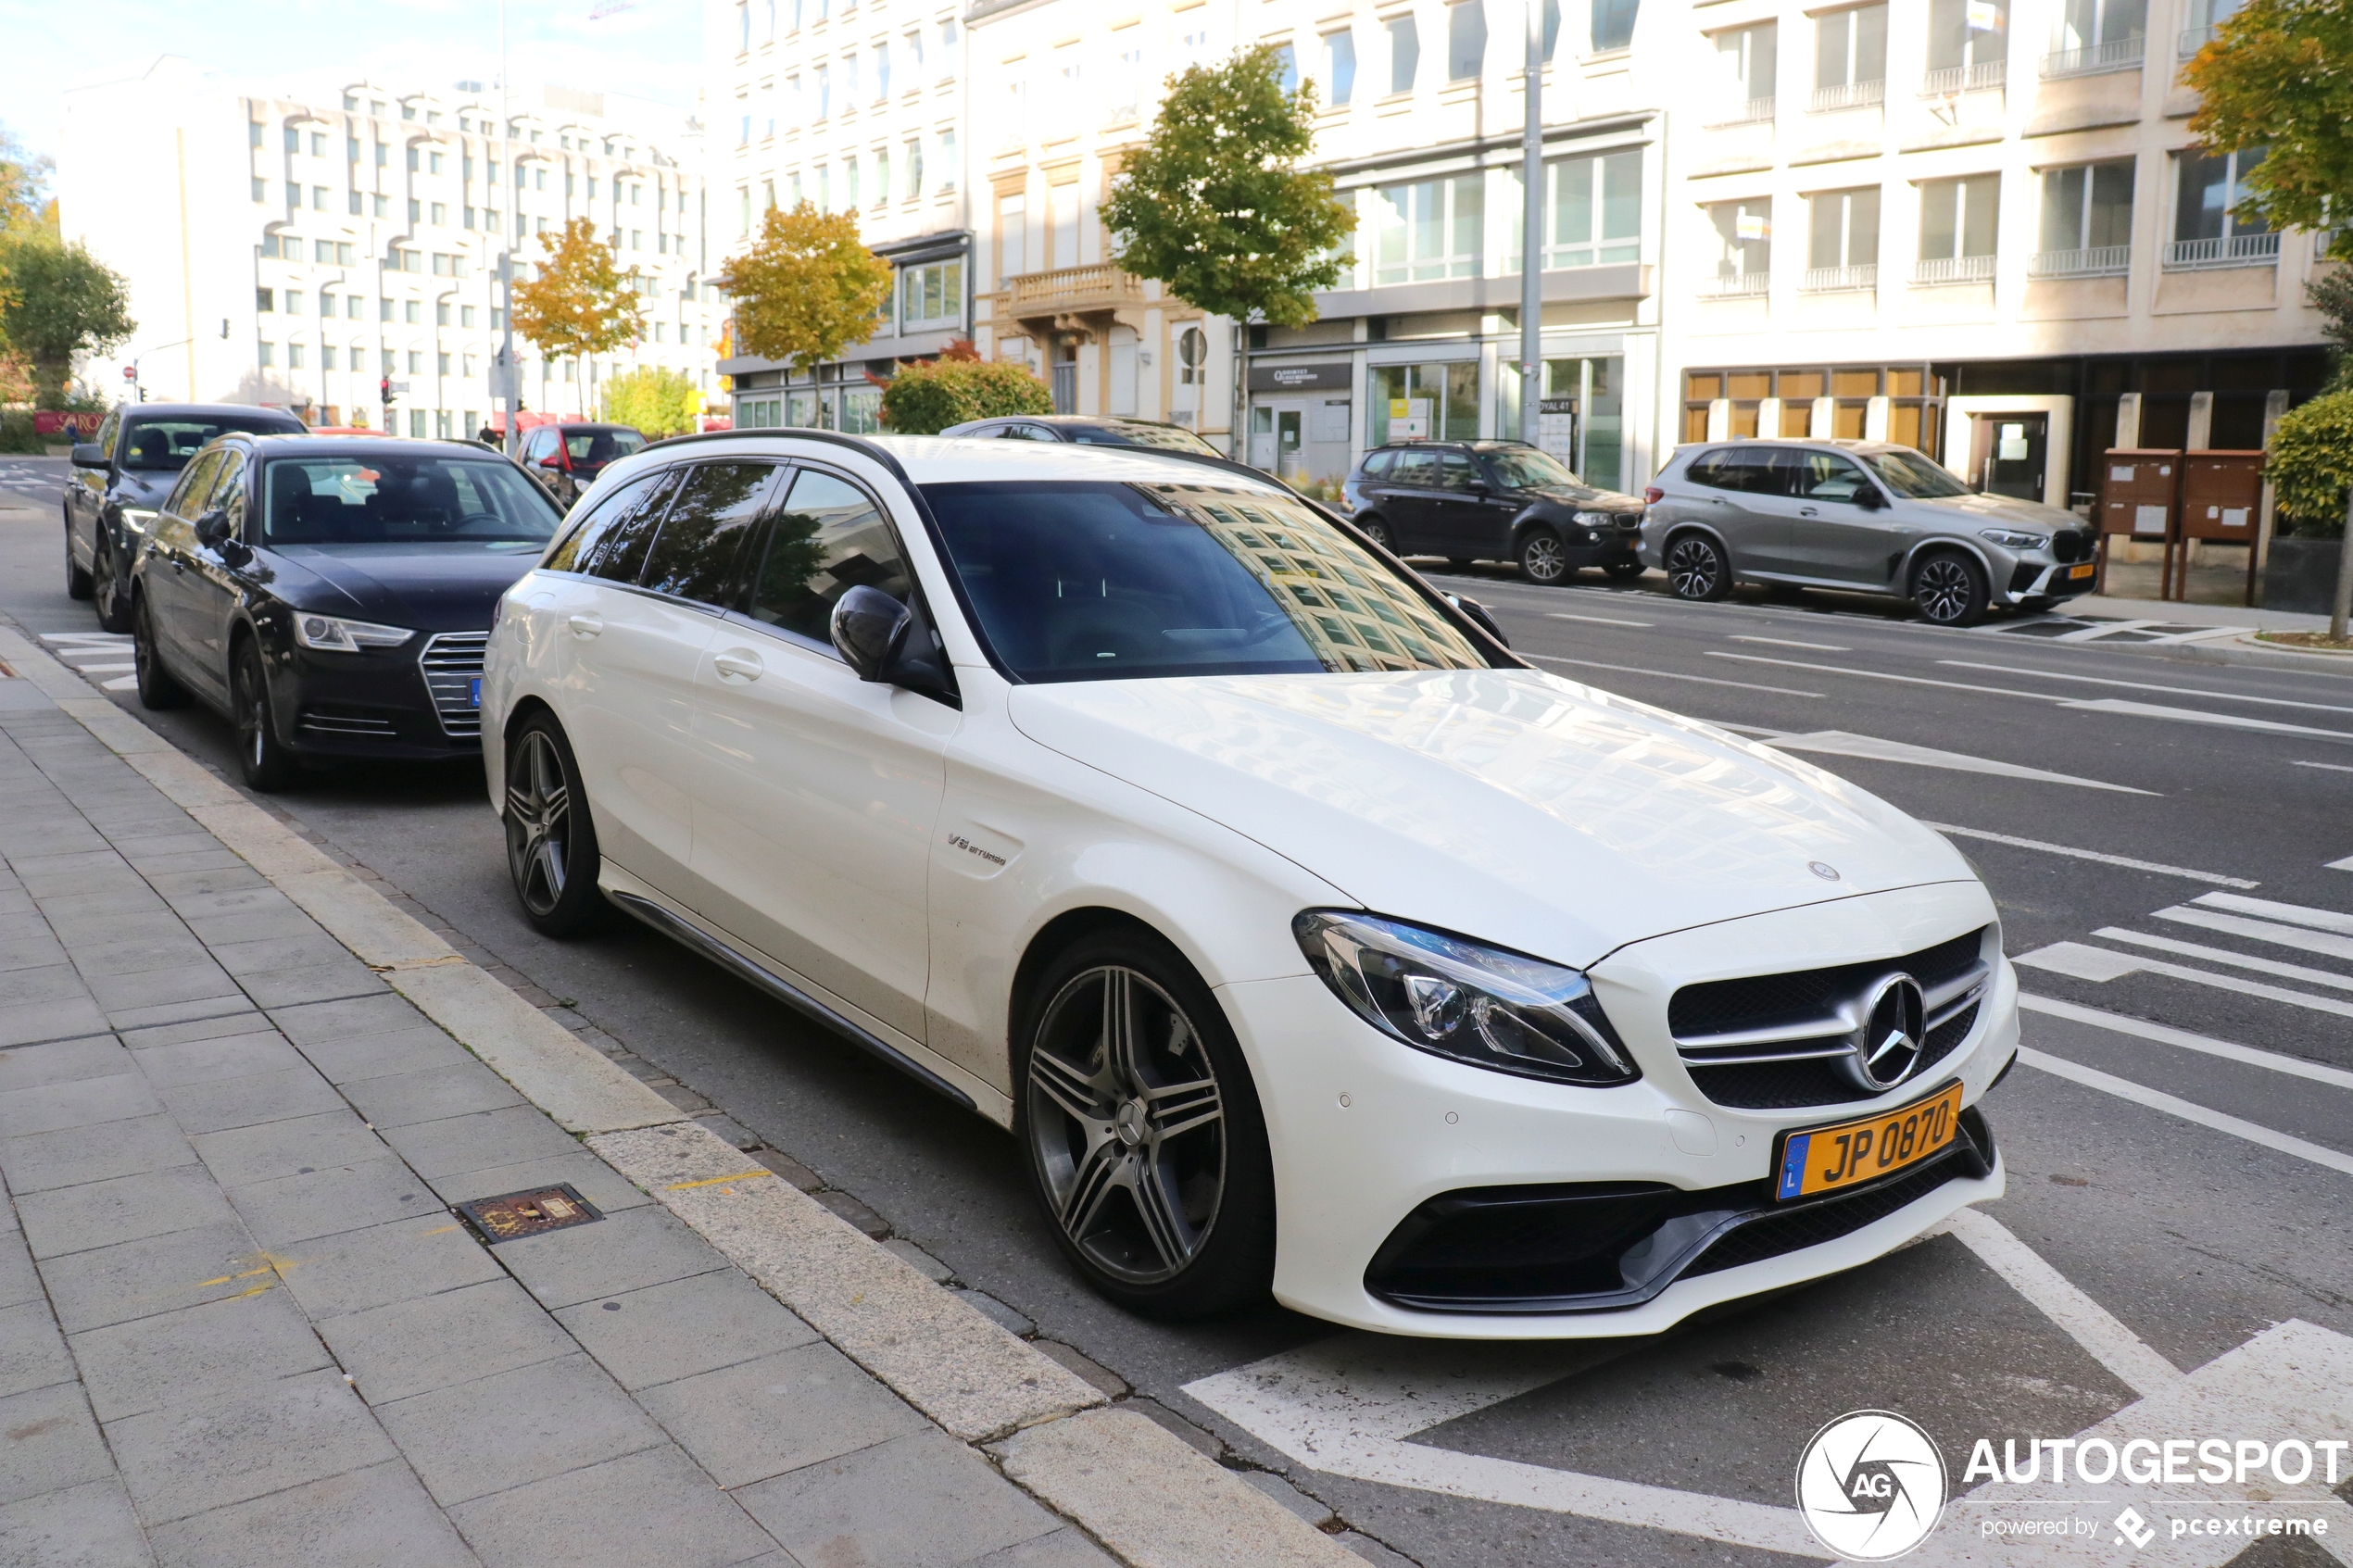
1978, 528, 2047, 550
293, 613, 413, 651
119, 507, 157, 534
1293, 910, 1638, 1086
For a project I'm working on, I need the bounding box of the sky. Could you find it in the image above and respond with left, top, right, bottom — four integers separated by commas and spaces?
0, 0, 708, 169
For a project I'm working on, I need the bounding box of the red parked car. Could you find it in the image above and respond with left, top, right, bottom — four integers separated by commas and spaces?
517, 422, 647, 508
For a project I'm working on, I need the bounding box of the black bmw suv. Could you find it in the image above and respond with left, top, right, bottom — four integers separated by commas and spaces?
1342, 440, 1647, 585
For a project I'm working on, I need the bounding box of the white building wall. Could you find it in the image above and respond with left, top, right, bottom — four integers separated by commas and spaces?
59, 57, 719, 432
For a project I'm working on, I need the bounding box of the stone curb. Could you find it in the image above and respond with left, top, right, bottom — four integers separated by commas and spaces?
995, 1408, 1370, 1568
0, 621, 1360, 1568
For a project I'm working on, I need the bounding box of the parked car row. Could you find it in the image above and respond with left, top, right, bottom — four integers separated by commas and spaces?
57, 415, 2020, 1337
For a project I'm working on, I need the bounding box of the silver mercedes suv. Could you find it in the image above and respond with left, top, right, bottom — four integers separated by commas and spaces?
1638, 439, 2100, 626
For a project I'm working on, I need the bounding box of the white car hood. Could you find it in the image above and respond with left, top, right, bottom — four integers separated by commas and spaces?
1008, 668, 1973, 969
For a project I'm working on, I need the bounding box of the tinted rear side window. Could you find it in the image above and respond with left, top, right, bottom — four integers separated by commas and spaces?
1705, 446, 1783, 495
1392, 450, 1440, 486
1361, 450, 1396, 478
747, 470, 912, 646
640, 461, 782, 606
547, 469, 680, 580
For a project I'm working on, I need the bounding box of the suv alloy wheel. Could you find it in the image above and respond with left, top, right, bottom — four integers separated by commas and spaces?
1665, 533, 1732, 601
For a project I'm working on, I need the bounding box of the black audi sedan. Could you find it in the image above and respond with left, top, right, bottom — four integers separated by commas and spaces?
66, 403, 308, 631
128, 433, 563, 790
1341, 440, 1649, 585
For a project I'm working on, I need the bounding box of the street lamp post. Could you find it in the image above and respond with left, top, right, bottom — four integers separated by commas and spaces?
1518, 0, 1543, 450
498, 0, 520, 457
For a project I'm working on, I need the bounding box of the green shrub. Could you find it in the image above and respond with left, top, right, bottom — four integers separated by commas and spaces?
2269, 389, 2353, 537
0, 410, 42, 454
878, 358, 1052, 434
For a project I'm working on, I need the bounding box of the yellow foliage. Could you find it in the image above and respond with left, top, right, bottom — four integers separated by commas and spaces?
511, 218, 646, 361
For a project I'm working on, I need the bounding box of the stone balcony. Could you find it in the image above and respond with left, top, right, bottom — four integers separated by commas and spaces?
1002, 263, 1145, 344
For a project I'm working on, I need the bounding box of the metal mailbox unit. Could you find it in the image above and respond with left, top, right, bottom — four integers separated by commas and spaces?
2097, 448, 2270, 602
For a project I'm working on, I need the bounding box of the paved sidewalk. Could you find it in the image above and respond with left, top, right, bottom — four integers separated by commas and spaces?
0, 673, 1107, 1566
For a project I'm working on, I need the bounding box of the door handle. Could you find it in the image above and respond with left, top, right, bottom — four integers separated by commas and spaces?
712, 649, 763, 682
566, 613, 603, 638
1798, 507, 1819, 517
1705, 495, 1729, 504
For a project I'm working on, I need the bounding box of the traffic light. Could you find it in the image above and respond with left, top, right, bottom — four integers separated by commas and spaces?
380, 376, 396, 407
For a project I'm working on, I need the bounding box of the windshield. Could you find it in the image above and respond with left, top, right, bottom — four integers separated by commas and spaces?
1862, 449, 1970, 498
121, 417, 298, 470
1482, 447, 1583, 490
1071, 422, 1224, 456
258, 456, 562, 545
922, 480, 1491, 684
565, 428, 646, 465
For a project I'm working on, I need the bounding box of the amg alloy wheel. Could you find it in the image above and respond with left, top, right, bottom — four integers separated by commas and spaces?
1019, 935, 1274, 1317
504, 718, 606, 935
1666, 533, 1732, 601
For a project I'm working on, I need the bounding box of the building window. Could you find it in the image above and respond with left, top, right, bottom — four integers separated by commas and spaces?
876, 41, 891, 98
430, 202, 447, 224
1323, 31, 1356, 107
1368, 362, 1478, 445
875, 147, 891, 207
2170, 147, 2277, 268
258, 343, 275, 368
1523, 150, 1642, 270
428, 150, 445, 174
1387, 16, 1419, 94
937, 131, 956, 191
1925, 0, 2008, 92
1812, 5, 1887, 109
2033, 159, 2133, 275
350, 191, 364, 216
249, 121, 264, 147
1447, 2, 1486, 81
409, 350, 424, 373
2045, 0, 2147, 77
461, 305, 477, 327
1804, 186, 1881, 289
285, 289, 306, 315
257, 288, 274, 312
1705, 199, 1772, 295
1370, 174, 1482, 284
1712, 24, 1778, 123
1592, 0, 1640, 52
905, 138, 923, 199
322, 345, 338, 370
817, 64, 831, 119
845, 157, 860, 211
1916, 173, 1999, 282
900, 257, 963, 331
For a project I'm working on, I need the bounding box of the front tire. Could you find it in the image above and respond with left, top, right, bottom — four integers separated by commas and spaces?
1015, 927, 1275, 1320
1516, 525, 1571, 586
1665, 533, 1733, 601
504, 715, 607, 936
94, 535, 132, 633
1912, 550, 1990, 627
1355, 515, 1394, 553
64, 529, 93, 600
233, 641, 301, 792
132, 593, 185, 709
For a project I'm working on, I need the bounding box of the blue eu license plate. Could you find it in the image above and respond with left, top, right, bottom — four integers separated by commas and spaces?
468, 677, 482, 709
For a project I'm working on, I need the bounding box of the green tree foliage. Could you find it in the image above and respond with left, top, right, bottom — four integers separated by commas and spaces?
511, 217, 646, 362
717, 202, 894, 371
1101, 45, 1354, 327
2184, 0, 2353, 259
602, 365, 701, 437
0, 233, 132, 407
2308, 268, 2353, 390
2267, 389, 2353, 533
878, 356, 1053, 433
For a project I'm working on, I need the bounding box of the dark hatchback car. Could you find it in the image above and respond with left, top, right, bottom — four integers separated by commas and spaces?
938, 414, 1225, 456
1342, 441, 1648, 585
518, 421, 648, 508
66, 404, 308, 631
129, 433, 564, 790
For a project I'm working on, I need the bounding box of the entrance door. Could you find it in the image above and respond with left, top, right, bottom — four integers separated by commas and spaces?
1972, 414, 2048, 501
1249, 405, 1305, 473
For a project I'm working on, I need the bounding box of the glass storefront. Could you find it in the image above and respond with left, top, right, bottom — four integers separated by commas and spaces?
1495, 356, 1625, 490
1367, 362, 1478, 445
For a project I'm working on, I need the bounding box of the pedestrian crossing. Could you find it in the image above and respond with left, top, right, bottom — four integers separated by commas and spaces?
2013, 873, 2353, 1176
39, 633, 136, 692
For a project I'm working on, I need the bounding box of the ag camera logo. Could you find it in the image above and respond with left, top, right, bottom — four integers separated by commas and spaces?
1796, 1411, 1947, 1560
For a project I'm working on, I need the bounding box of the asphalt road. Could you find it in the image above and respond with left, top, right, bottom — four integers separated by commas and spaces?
6, 454, 2351, 1567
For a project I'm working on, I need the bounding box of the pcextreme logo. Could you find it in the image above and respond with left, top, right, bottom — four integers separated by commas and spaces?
1795, 1411, 1948, 1561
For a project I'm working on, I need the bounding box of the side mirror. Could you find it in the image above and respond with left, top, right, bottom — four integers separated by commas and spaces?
1442, 593, 1510, 648
536, 452, 563, 469
194, 508, 233, 547
69, 444, 107, 470
1855, 486, 1887, 511
830, 584, 958, 700
1467, 479, 1491, 495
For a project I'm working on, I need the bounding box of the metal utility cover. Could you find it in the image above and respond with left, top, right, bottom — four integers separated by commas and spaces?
456, 1185, 603, 1243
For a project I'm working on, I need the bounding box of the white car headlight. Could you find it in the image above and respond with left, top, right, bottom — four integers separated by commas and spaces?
1978, 528, 2047, 550
119, 507, 157, 533
1293, 910, 1638, 1086
1573, 510, 1612, 527
293, 613, 413, 651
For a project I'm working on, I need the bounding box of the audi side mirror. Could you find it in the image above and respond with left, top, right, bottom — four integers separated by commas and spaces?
194, 508, 233, 546
830, 584, 959, 702
69, 444, 107, 470
536, 452, 563, 469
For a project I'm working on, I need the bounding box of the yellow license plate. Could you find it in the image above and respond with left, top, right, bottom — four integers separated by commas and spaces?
1773, 1081, 1965, 1201
2069, 562, 2096, 580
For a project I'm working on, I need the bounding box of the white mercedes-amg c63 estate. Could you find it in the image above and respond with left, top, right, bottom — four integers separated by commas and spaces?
481, 432, 2014, 1337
